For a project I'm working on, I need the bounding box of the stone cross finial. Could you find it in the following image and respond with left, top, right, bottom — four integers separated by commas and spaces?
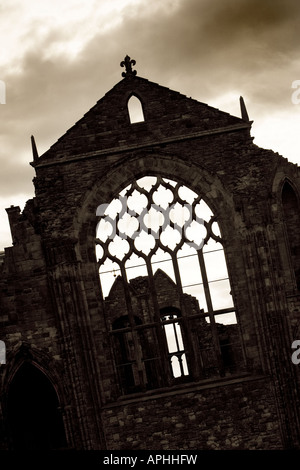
120, 55, 137, 77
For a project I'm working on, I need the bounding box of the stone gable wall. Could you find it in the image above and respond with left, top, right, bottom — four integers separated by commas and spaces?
0, 75, 300, 449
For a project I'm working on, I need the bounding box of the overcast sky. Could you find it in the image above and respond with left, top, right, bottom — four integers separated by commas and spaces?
0, 0, 299, 250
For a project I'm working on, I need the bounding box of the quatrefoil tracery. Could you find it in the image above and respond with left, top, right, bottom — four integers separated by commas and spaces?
96, 177, 222, 265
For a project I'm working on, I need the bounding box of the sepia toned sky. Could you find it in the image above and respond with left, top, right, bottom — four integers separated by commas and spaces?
0, 0, 299, 250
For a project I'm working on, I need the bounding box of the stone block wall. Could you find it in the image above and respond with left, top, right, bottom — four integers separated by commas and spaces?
0, 71, 300, 450
102, 376, 283, 450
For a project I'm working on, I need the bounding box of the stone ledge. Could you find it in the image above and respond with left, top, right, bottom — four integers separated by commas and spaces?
102, 373, 267, 408
32, 123, 251, 169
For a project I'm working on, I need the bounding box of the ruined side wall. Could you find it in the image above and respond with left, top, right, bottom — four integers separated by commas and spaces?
102, 377, 283, 450
0, 202, 102, 449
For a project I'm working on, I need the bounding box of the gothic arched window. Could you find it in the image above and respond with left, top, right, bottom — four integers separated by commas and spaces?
127, 95, 144, 123
96, 176, 243, 394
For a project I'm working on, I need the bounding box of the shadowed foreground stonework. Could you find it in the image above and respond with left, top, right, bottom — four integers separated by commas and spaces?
1, 57, 300, 450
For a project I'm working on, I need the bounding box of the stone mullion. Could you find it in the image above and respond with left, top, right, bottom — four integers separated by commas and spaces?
171, 251, 201, 380
139, 293, 164, 387
145, 257, 172, 386
171, 321, 185, 376
197, 249, 224, 376
119, 262, 146, 390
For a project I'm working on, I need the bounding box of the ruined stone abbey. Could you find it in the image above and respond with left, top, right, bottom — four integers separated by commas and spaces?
1, 56, 300, 450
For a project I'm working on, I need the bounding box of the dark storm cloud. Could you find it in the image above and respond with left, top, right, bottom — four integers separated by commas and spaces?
114, 0, 300, 106
2, 0, 300, 155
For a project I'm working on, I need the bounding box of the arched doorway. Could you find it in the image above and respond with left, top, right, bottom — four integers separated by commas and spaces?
7, 363, 67, 450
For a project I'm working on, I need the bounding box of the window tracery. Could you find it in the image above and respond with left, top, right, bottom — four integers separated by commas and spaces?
96, 176, 242, 394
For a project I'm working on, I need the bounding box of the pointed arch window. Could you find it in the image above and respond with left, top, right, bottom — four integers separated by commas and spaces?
7, 363, 67, 450
96, 176, 244, 395
160, 307, 189, 378
127, 95, 145, 123
282, 182, 300, 289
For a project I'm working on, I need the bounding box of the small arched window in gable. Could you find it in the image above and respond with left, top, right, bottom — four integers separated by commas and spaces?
127, 95, 145, 124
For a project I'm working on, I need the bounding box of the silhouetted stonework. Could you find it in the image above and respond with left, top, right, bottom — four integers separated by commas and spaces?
1, 60, 300, 450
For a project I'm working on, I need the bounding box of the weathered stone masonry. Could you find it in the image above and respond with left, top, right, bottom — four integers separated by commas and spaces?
1, 57, 300, 449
